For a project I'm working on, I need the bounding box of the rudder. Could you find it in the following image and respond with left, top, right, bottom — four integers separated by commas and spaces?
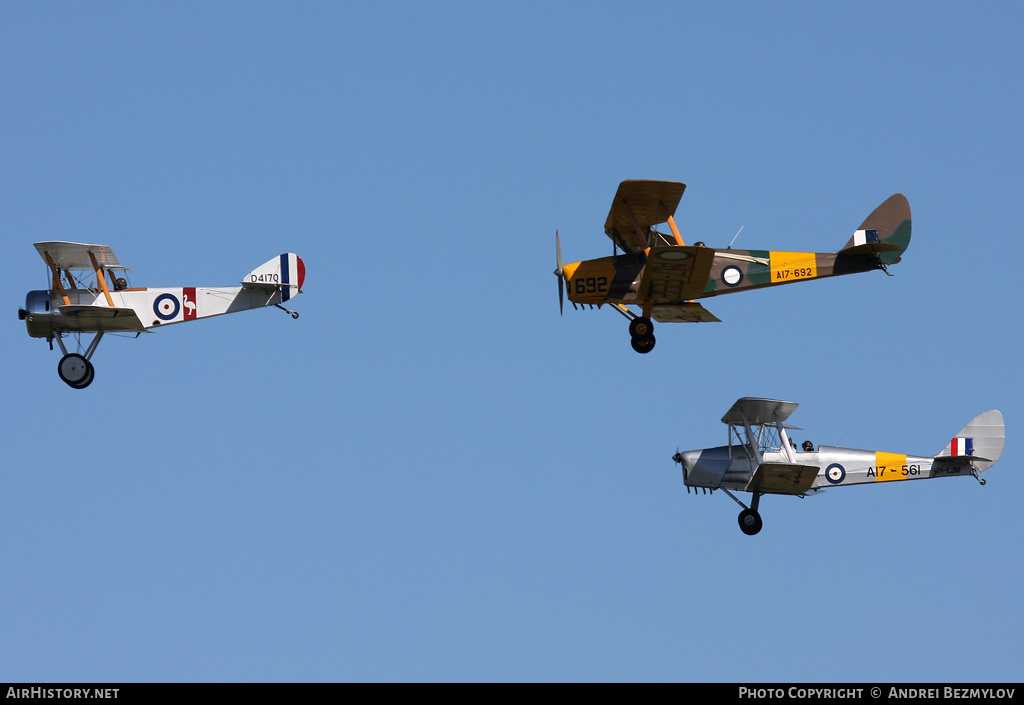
241, 254, 305, 302
935, 410, 1005, 471
839, 194, 912, 265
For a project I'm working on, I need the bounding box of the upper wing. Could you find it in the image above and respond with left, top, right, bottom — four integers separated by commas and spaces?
721, 397, 800, 426
34, 242, 126, 270
604, 180, 685, 252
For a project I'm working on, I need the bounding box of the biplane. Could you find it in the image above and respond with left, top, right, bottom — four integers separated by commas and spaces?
19, 241, 304, 388
672, 398, 1005, 535
554, 181, 912, 352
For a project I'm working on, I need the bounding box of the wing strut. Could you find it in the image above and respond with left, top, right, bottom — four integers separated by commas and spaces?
666, 214, 685, 246
739, 411, 763, 465
87, 251, 115, 308
620, 199, 651, 255
43, 253, 71, 306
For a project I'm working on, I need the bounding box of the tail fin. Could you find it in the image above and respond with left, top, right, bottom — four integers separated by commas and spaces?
839, 194, 912, 264
241, 254, 305, 302
934, 410, 1005, 471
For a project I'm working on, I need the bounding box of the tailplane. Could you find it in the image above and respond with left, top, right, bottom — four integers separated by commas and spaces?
838, 194, 912, 265
934, 410, 1005, 472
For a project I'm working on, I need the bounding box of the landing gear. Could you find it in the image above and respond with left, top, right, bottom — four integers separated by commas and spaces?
58, 353, 95, 389
628, 316, 652, 338
628, 316, 655, 353
738, 508, 763, 535
721, 487, 765, 536
630, 334, 656, 353
53, 332, 103, 389
275, 303, 300, 319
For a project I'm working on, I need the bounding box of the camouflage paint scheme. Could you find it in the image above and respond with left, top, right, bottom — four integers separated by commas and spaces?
560, 181, 911, 325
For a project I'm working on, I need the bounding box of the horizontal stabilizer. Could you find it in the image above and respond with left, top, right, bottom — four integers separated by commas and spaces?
840, 242, 902, 258
934, 410, 1004, 472
933, 454, 993, 464
747, 462, 820, 495
652, 302, 721, 323
58, 305, 145, 332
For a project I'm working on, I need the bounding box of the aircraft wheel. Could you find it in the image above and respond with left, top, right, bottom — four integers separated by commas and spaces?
629, 317, 653, 338
630, 334, 656, 354
70, 360, 96, 389
291, 311, 299, 319
738, 508, 763, 535
58, 353, 92, 388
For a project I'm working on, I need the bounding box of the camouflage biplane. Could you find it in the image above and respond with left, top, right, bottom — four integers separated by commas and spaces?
554, 181, 911, 352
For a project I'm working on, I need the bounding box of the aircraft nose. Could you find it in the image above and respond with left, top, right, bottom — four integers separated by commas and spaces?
672, 450, 698, 469
674, 450, 704, 473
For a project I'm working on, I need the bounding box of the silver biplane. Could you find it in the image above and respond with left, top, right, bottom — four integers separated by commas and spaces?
673, 397, 1005, 535
19, 241, 304, 388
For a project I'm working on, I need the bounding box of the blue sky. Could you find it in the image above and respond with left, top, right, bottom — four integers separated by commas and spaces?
2, 2, 1022, 682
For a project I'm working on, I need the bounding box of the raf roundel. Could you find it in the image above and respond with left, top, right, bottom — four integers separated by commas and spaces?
722, 265, 743, 287
825, 463, 846, 485
153, 293, 180, 321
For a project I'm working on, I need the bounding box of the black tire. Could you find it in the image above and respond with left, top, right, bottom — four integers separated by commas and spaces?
630, 334, 656, 354
629, 317, 653, 338
69, 360, 95, 389
58, 353, 91, 387
738, 508, 763, 535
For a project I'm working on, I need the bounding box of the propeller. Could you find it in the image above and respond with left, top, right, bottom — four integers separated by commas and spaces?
673, 448, 690, 493
554, 230, 564, 315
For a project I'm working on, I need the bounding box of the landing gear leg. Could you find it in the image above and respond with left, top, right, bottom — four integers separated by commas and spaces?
971, 467, 987, 486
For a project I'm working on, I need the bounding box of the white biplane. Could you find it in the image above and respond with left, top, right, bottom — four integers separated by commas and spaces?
19, 241, 304, 388
673, 397, 1005, 535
